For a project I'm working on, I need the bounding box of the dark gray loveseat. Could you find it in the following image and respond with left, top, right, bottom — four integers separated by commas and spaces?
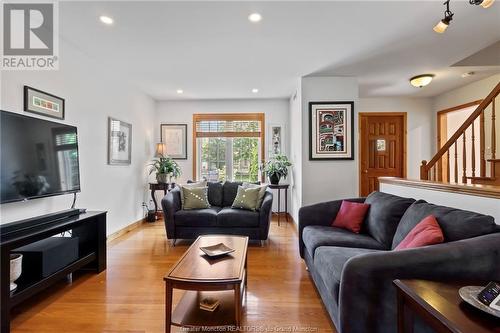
162, 181, 273, 243
299, 191, 500, 333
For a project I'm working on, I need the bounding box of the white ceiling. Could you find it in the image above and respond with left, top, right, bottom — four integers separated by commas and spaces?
59, 1, 500, 100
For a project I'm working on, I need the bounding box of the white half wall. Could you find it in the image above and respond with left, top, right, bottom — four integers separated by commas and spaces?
380, 182, 500, 224
0, 40, 156, 235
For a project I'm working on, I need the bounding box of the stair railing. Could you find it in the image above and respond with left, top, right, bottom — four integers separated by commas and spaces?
420, 81, 500, 183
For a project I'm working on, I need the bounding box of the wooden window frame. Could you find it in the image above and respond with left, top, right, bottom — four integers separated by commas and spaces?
192, 113, 265, 182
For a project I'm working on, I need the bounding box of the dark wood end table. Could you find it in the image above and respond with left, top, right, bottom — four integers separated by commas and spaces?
268, 183, 289, 225
394, 279, 500, 333
149, 182, 173, 219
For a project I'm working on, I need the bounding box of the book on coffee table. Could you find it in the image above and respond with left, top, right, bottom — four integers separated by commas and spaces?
200, 297, 220, 312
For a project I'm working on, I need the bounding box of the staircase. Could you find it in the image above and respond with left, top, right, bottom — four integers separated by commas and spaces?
420, 82, 500, 185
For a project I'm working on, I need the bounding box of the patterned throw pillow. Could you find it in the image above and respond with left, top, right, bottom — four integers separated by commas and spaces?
182, 186, 210, 210
180, 180, 207, 208
242, 182, 268, 209
231, 186, 260, 211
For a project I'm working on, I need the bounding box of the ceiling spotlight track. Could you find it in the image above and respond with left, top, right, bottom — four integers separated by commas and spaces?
434, 0, 454, 34
434, 0, 494, 33
470, 0, 495, 8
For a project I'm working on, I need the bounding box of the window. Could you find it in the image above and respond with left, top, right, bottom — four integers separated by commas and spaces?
53, 129, 79, 191
193, 113, 265, 182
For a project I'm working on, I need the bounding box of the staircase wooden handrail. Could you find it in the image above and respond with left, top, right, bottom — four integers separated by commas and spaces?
421, 82, 500, 177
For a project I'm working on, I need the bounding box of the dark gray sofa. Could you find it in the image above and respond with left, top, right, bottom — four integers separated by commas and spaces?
299, 191, 500, 333
162, 181, 273, 243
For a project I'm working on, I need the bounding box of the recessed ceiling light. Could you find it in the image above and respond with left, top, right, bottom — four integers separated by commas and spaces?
176, 89, 184, 94
461, 71, 475, 78
99, 16, 114, 25
248, 13, 262, 23
409, 74, 435, 88
252, 88, 259, 93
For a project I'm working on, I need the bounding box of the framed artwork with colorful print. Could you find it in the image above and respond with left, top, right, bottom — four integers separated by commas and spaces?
309, 101, 354, 160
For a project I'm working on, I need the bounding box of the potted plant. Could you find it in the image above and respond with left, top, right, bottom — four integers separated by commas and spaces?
262, 154, 292, 185
149, 157, 181, 184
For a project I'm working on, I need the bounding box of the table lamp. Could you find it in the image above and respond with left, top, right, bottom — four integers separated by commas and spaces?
155, 142, 167, 158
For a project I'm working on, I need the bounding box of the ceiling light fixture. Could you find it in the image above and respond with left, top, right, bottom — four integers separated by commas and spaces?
469, 0, 495, 8
410, 74, 435, 88
252, 88, 259, 93
433, 0, 454, 33
248, 13, 262, 23
176, 89, 184, 94
461, 71, 475, 78
99, 15, 114, 25
433, 0, 494, 33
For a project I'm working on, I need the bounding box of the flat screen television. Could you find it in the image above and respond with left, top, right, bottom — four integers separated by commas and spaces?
0, 110, 81, 204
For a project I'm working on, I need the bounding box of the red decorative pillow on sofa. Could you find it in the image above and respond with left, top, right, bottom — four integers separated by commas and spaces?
395, 215, 444, 250
332, 200, 370, 234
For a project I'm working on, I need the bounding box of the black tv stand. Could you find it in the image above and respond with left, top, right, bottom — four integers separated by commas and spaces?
0, 211, 107, 333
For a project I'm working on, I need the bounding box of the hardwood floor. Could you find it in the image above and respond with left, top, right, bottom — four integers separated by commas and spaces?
10, 218, 335, 333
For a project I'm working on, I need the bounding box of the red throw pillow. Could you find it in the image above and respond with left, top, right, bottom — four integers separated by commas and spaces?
395, 215, 444, 250
332, 201, 370, 234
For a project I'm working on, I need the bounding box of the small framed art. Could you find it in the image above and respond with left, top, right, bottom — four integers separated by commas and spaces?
24, 86, 65, 120
108, 117, 132, 165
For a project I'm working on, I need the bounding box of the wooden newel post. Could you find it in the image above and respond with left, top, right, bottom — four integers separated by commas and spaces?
420, 160, 428, 180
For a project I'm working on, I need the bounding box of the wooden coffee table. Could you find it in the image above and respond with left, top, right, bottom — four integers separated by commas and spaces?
164, 235, 248, 333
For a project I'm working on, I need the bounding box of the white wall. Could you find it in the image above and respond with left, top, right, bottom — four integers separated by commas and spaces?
288, 80, 302, 222
432, 74, 500, 157
380, 182, 500, 225
0, 40, 156, 235
357, 97, 433, 179
433, 74, 500, 111
155, 98, 290, 211
300, 77, 359, 205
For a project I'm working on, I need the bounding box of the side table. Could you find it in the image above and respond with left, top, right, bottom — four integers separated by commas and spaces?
394, 279, 499, 333
149, 182, 173, 220
268, 184, 289, 226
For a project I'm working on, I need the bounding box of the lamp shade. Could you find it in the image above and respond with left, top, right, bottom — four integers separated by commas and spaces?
433, 20, 449, 33
481, 0, 495, 8
155, 142, 167, 157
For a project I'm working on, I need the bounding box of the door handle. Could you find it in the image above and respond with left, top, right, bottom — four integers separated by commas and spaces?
363, 170, 368, 174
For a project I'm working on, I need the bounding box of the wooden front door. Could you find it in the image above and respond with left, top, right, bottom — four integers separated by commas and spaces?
359, 113, 406, 196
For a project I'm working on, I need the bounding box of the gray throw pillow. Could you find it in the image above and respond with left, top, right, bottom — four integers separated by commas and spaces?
231, 186, 260, 211
180, 180, 207, 207
242, 182, 268, 208
182, 186, 210, 210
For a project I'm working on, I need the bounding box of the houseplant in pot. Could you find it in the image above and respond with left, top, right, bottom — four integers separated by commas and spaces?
262, 154, 292, 185
149, 156, 181, 184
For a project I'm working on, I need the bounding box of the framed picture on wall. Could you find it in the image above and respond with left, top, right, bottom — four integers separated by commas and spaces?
108, 117, 132, 165
309, 101, 354, 160
268, 123, 285, 157
160, 124, 187, 159
24, 86, 65, 120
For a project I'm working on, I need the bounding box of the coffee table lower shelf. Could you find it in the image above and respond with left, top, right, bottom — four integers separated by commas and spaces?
172, 290, 237, 328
